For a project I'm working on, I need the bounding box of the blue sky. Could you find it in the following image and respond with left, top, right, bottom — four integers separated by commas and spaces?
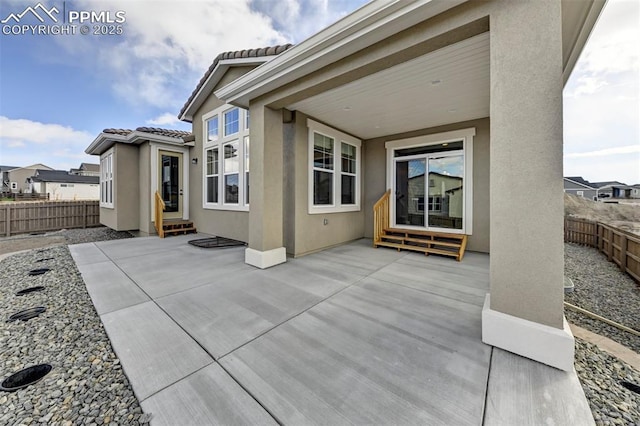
0, 0, 638, 185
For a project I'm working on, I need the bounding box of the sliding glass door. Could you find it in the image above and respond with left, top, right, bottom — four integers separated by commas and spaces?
393, 144, 465, 232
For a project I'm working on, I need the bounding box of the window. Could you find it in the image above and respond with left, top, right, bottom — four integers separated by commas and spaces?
224, 108, 239, 136
207, 116, 218, 142
224, 141, 239, 204
245, 110, 250, 130
205, 148, 219, 203
202, 106, 249, 210
100, 150, 114, 208
60, 184, 75, 188
576, 190, 584, 197
244, 136, 250, 204
10, 182, 17, 190
307, 119, 361, 213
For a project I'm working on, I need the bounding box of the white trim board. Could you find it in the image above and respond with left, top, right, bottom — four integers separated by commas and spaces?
245, 247, 286, 269
482, 294, 575, 372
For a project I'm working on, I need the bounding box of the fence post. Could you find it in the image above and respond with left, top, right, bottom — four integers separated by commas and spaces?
620, 235, 628, 272
607, 228, 614, 261
82, 201, 87, 229
5, 205, 10, 237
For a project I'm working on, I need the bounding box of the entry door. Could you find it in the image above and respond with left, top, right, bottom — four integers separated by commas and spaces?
159, 151, 183, 219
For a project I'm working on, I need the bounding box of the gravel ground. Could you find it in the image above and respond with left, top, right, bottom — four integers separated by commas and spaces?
565, 243, 640, 353
575, 339, 640, 425
565, 242, 640, 425
0, 232, 147, 425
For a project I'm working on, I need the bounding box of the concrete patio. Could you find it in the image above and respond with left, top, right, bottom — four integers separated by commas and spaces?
70, 235, 593, 425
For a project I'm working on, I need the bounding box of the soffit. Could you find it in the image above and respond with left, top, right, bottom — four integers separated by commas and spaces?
288, 32, 489, 140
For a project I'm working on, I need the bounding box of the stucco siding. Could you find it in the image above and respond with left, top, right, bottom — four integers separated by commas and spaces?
99, 144, 139, 231
288, 111, 365, 257
363, 118, 490, 253
185, 67, 254, 242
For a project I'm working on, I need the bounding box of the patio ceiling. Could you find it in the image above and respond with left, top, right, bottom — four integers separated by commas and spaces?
288, 32, 489, 140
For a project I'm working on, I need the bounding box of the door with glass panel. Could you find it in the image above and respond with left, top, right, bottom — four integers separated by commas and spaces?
158, 151, 183, 219
393, 142, 464, 232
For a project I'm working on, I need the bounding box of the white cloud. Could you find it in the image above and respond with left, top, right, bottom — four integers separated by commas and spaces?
68, 0, 288, 110
565, 145, 640, 158
252, 0, 368, 42
147, 112, 181, 126
0, 116, 96, 169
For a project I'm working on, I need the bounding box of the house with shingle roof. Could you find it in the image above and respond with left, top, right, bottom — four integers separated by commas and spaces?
563, 176, 598, 200
28, 169, 100, 200
86, 0, 606, 381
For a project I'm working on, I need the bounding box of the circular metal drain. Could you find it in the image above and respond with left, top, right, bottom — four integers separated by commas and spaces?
35, 258, 54, 263
28, 268, 50, 276
620, 381, 640, 395
0, 364, 52, 392
7, 307, 46, 322
15, 286, 45, 296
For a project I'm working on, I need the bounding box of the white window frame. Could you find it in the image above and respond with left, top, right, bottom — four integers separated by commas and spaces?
10, 182, 17, 190
385, 128, 474, 235
202, 105, 249, 211
100, 149, 114, 208
307, 119, 361, 214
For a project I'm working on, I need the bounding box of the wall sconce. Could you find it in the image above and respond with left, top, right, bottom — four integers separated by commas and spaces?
191, 158, 198, 165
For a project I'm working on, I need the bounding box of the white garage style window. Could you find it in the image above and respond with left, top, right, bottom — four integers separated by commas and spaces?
100, 150, 114, 208
203, 105, 249, 211
307, 119, 361, 214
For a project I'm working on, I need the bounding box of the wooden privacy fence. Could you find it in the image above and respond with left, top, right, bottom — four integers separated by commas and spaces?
564, 217, 640, 282
0, 201, 100, 236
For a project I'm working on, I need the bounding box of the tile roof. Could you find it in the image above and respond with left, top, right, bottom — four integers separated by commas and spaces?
178, 44, 294, 120
102, 127, 192, 139
31, 169, 99, 184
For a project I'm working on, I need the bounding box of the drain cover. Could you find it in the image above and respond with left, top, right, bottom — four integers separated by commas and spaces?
16, 286, 45, 296
188, 237, 246, 249
0, 364, 52, 392
621, 381, 640, 395
28, 268, 50, 276
35, 258, 54, 263
8, 307, 46, 322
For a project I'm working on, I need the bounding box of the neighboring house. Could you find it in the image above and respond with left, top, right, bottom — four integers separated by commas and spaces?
0, 165, 19, 193
70, 163, 100, 177
86, 0, 606, 372
6, 163, 53, 193
592, 181, 630, 199
631, 184, 640, 199
563, 176, 598, 200
28, 169, 100, 200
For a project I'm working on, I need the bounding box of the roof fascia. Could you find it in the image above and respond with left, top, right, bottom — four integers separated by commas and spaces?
215, 0, 466, 107
564, 178, 596, 189
85, 131, 185, 155
562, 0, 606, 85
179, 57, 272, 122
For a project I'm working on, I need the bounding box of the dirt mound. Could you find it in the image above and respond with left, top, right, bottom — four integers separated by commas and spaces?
565, 194, 640, 235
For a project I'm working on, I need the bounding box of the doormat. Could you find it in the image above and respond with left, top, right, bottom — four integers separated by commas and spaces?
188, 237, 246, 249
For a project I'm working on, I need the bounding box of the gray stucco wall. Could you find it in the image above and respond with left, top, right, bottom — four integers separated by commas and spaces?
100, 143, 140, 231
363, 118, 490, 253
187, 67, 254, 242
286, 111, 366, 257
